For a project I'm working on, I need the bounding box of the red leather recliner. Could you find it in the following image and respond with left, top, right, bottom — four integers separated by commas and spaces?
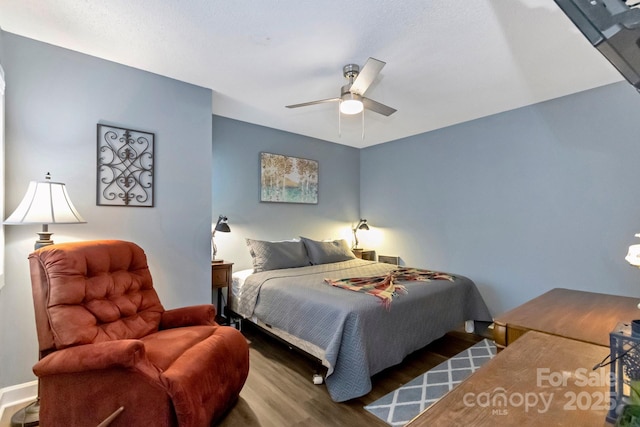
28, 240, 249, 426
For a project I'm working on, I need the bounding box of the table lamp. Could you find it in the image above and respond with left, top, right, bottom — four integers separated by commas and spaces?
3, 173, 85, 427
626, 235, 640, 310
212, 215, 230, 262
603, 235, 640, 424
4, 173, 86, 249
352, 218, 369, 250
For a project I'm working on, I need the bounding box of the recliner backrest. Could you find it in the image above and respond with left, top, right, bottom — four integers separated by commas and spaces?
29, 240, 165, 357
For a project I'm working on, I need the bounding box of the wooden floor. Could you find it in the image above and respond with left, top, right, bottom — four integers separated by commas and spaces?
217, 322, 488, 427
1, 323, 489, 427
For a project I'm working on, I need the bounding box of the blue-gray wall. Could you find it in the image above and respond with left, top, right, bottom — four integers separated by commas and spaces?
0, 33, 213, 388
212, 116, 361, 271
361, 81, 640, 316
0, 27, 4, 63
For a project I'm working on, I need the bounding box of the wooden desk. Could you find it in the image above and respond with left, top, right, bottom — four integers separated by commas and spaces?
493, 288, 639, 348
407, 331, 611, 427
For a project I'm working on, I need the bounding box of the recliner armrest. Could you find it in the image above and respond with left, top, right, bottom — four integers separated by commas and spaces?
160, 304, 216, 329
33, 340, 158, 377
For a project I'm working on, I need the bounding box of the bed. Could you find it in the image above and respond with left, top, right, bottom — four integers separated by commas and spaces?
229, 237, 492, 402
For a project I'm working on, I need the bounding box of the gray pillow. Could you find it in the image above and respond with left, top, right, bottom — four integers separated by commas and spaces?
246, 238, 310, 272
300, 237, 356, 265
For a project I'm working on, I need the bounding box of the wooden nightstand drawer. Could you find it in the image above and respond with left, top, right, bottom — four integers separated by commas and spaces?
212, 266, 230, 288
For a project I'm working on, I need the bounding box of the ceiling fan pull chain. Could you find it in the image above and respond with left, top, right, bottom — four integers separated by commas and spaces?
338, 102, 342, 137
361, 109, 365, 140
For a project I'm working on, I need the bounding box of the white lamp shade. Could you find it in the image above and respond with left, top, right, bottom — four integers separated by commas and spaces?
626, 244, 640, 267
4, 179, 86, 224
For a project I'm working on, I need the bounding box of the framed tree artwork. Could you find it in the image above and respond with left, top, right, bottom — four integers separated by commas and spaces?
260, 152, 318, 204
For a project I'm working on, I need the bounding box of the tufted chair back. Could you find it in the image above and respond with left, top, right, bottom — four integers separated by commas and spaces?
30, 240, 165, 358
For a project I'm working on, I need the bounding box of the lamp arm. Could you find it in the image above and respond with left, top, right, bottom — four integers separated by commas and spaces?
352, 219, 368, 249
211, 231, 218, 260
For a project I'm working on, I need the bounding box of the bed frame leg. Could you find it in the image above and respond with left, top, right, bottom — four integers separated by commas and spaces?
312, 373, 324, 385
465, 320, 475, 333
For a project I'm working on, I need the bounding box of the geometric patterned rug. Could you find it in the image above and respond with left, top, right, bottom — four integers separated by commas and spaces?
364, 338, 496, 426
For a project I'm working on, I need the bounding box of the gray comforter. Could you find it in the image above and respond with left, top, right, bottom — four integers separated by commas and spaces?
236, 259, 491, 402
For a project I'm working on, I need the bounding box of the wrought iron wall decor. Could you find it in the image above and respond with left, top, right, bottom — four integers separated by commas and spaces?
97, 124, 154, 207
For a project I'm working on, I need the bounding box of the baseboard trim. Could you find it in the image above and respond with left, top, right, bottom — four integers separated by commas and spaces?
0, 381, 38, 420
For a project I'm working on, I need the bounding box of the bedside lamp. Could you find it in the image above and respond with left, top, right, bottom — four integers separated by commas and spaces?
352, 218, 369, 249
212, 215, 230, 262
4, 173, 86, 249
626, 236, 640, 268
625, 234, 640, 310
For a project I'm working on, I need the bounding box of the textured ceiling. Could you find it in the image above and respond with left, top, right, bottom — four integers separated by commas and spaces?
0, 0, 624, 148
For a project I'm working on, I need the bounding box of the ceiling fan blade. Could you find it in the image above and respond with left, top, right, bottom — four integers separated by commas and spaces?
286, 98, 340, 109
362, 97, 397, 116
350, 57, 385, 96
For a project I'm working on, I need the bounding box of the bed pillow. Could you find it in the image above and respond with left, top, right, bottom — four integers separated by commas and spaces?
246, 238, 311, 272
300, 237, 356, 265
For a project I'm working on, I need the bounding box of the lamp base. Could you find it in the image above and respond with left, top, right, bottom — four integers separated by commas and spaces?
10, 399, 39, 427
35, 239, 54, 250
35, 225, 54, 250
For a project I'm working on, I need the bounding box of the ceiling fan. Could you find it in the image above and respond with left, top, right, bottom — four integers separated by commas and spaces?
286, 57, 397, 117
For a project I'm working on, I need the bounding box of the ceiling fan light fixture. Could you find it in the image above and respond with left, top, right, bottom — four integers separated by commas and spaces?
340, 93, 364, 115
285, 57, 396, 123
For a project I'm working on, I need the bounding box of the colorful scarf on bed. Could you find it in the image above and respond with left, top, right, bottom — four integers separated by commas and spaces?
324, 267, 455, 309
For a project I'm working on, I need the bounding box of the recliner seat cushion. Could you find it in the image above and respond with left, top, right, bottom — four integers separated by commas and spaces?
141, 325, 219, 371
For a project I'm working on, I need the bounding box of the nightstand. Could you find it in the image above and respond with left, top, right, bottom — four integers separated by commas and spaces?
352, 249, 376, 261
378, 255, 400, 265
211, 261, 233, 324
